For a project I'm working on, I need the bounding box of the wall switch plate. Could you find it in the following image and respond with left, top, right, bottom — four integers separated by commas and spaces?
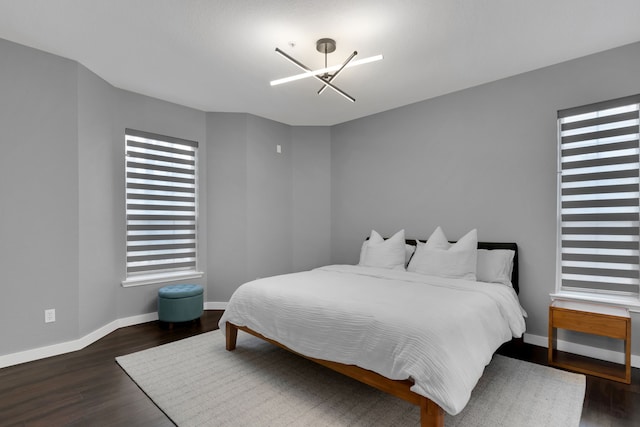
45, 309, 56, 323
276, 144, 282, 154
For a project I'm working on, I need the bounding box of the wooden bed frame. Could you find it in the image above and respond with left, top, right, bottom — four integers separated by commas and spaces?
225, 322, 444, 426
225, 242, 519, 427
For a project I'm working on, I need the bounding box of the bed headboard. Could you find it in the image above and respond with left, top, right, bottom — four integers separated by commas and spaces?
405, 240, 520, 294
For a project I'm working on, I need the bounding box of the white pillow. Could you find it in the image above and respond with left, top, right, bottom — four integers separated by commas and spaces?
359, 229, 406, 270
407, 227, 478, 280
476, 249, 515, 287
358, 230, 383, 264
424, 225, 451, 250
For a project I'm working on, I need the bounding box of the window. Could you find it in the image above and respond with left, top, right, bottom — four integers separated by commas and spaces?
123, 128, 201, 286
556, 95, 640, 305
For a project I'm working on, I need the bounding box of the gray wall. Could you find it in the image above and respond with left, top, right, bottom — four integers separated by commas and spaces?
330, 41, 640, 355
0, 38, 79, 353
0, 37, 332, 356
207, 113, 249, 302
292, 126, 332, 271
0, 39, 208, 355
77, 65, 209, 333
246, 115, 293, 281
78, 64, 118, 335
206, 115, 332, 302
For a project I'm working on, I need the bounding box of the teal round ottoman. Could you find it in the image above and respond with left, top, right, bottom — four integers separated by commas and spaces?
158, 284, 203, 325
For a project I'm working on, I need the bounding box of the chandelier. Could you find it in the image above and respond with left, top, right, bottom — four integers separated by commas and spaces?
270, 38, 383, 102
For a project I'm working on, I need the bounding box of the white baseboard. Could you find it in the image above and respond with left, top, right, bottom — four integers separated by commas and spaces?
205, 301, 227, 310
0, 306, 235, 370
524, 332, 640, 369
3, 309, 636, 371
0, 312, 159, 369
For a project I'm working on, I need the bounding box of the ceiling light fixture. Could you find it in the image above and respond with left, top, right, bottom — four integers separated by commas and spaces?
270, 38, 383, 103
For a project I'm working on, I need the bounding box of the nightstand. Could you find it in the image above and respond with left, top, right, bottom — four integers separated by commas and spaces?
548, 300, 631, 384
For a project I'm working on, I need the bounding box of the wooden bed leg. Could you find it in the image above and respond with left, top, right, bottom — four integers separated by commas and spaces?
420, 396, 444, 427
225, 322, 238, 351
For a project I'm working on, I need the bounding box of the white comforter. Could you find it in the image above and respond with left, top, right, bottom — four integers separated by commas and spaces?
219, 265, 526, 415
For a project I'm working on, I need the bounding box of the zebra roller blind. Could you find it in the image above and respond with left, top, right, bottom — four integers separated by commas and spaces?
125, 129, 198, 277
558, 95, 640, 297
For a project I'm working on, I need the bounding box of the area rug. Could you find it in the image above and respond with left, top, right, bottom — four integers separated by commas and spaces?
116, 331, 585, 427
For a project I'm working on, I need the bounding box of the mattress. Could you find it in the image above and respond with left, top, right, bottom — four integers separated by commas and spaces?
219, 264, 526, 415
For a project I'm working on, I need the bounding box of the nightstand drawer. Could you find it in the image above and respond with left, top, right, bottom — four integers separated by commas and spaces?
552, 309, 628, 339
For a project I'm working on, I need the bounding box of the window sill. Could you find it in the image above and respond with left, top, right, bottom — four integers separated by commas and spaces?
122, 271, 204, 288
550, 291, 640, 313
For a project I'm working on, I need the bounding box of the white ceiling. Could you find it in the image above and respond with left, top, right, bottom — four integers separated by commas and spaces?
1, 0, 640, 126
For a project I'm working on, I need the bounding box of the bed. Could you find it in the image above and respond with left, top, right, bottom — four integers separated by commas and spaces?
220, 230, 526, 427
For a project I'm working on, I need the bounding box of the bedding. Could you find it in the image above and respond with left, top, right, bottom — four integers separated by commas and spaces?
358, 229, 406, 269
407, 227, 478, 280
359, 233, 417, 267
219, 264, 526, 415
476, 249, 515, 287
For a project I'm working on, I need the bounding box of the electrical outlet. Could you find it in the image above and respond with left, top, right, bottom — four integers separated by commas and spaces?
45, 309, 56, 323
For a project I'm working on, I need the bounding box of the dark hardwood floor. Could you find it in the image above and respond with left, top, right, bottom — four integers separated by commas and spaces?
0, 311, 223, 427
1, 310, 638, 426
497, 340, 640, 427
